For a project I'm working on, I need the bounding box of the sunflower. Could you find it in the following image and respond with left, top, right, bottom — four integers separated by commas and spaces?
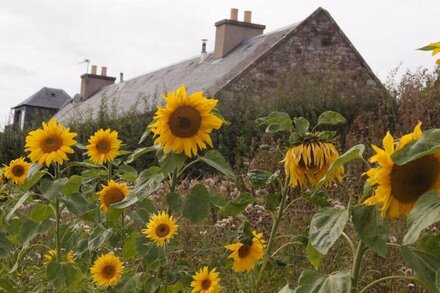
282, 141, 343, 189
98, 180, 129, 212
149, 84, 223, 157
4, 157, 30, 185
25, 118, 77, 166
90, 253, 123, 288
191, 266, 221, 293
142, 211, 178, 247
224, 231, 265, 272
364, 122, 440, 219
86, 129, 122, 164
43, 249, 75, 265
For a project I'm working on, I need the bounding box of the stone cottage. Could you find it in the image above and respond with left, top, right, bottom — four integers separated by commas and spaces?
11, 87, 71, 129
54, 7, 385, 123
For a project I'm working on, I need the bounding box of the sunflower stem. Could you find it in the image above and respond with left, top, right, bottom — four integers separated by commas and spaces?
170, 167, 178, 193
351, 240, 367, 292
107, 161, 112, 181
255, 177, 290, 289
54, 165, 61, 263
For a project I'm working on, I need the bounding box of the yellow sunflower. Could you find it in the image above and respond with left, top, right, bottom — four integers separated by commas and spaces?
90, 253, 124, 288
224, 231, 265, 272
86, 129, 122, 164
149, 84, 223, 157
98, 180, 129, 212
25, 118, 77, 166
43, 249, 75, 265
364, 122, 440, 219
191, 266, 221, 293
142, 211, 178, 247
4, 157, 30, 185
282, 141, 344, 189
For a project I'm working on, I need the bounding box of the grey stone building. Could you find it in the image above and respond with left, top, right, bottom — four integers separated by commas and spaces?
11, 87, 71, 129
54, 7, 385, 123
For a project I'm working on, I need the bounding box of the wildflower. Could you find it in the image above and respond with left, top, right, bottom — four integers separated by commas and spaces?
25, 118, 77, 166
98, 180, 129, 212
143, 211, 178, 247
90, 253, 123, 288
149, 84, 223, 157
86, 129, 122, 164
225, 231, 265, 272
282, 141, 343, 188
364, 122, 440, 219
4, 157, 30, 185
191, 266, 221, 293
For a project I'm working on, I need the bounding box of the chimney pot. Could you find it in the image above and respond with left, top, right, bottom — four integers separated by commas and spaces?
101, 67, 107, 76
91, 65, 97, 75
120, 72, 124, 82
230, 8, 238, 21
244, 11, 252, 23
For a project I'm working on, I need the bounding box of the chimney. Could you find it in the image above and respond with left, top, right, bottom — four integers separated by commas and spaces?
80, 66, 116, 100
214, 9, 265, 59
200, 39, 208, 63
120, 72, 124, 82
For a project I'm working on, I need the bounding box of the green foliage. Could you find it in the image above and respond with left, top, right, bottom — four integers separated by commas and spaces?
293, 270, 352, 293
182, 184, 210, 223
352, 206, 389, 257
309, 207, 349, 255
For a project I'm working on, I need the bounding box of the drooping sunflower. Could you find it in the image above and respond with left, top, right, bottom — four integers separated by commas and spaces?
86, 129, 122, 164
90, 253, 124, 288
142, 211, 178, 247
25, 118, 77, 166
191, 266, 221, 293
43, 249, 75, 265
224, 231, 265, 272
282, 141, 344, 189
149, 84, 223, 157
98, 180, 129, 212
4, 157, 30, 185
364, 122, 440, 219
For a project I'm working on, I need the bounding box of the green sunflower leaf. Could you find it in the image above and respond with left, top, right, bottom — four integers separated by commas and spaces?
44, 178, 68, 201
88, 227, 112, 251
352, 205, 389, 257
166, 192, 183, 213
315, 144, 365, 190
309, 207, 349, 255
256, 111, 292, 131
47, 262, 82, 290
0, 233, 13, 258
401, 242, 440, 293
158, 150, 187, 175
139, 125, 152, 144
403, 190, 440, 245
293, 270, 351, 293
0, 278, 17, 293
294, 117, 310, 135
392, 129, 440, 165
199, 150, 235, 179
306, 240, 322, 270
220, 192, 255, 217
417, 44, 439, 51
247, 169, 274, 188
317, 111, 346, 127
62, 175, 82, 195
21, 170, 46, 191
182, 184, 210, 223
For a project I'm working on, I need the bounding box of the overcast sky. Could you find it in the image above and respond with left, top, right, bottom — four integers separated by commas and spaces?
1, 0, 439, 128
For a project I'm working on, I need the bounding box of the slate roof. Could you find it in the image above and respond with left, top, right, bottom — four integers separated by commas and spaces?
54, 20, 301, 122
13, 87, 71, 110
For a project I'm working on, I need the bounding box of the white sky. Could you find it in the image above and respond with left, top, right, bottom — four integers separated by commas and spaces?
0, 0, 439, 128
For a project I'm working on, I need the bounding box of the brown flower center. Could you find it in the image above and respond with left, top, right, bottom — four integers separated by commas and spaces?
41, 135, 62, 153
11, 165, 25, 177
168, 106, 201, 138
391, 155, 440, 203
238, 243, 252, 258
103, 188, 125, 207
155, 224, 170, 238
96, 139, 111, 153
102, 265, 115, 279
201, 278, 212, 290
